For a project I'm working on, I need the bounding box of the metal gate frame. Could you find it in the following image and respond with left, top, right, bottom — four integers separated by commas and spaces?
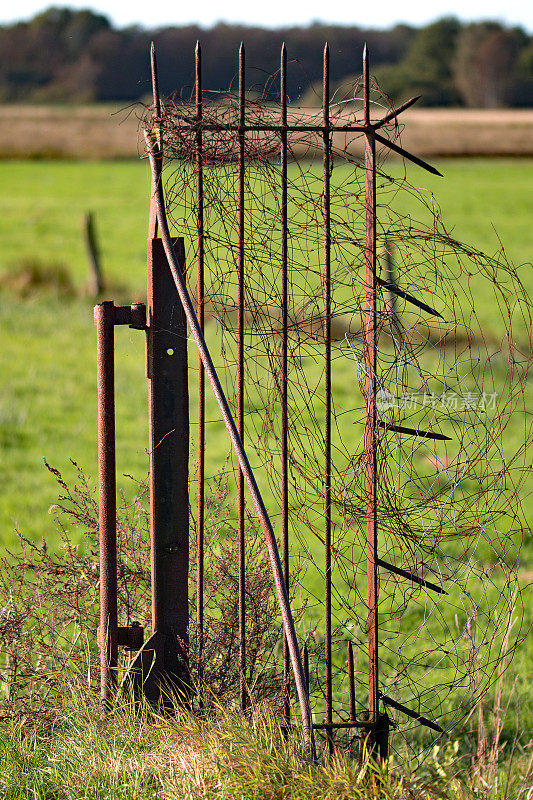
95, 40, 446, 756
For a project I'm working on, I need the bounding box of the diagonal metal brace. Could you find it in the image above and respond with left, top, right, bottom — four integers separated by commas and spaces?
144, 133, 314, 752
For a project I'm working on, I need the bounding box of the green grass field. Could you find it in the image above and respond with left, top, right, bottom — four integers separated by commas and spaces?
0, 157, 531, 548
0, 158, 531, 789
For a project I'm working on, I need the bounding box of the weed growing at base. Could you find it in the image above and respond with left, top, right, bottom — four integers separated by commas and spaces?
0, 685, 531, 798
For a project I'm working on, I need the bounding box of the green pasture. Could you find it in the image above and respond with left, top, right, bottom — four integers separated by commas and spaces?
0, 157, 531, 741
0, 157, 530, 544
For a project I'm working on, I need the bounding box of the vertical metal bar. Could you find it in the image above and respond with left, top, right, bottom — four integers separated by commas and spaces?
147, 237, 190, 696
348, 641, 356, 722
363, 43, 379, 727
280, 41, 290, 724
95, 300, 118, 704
322, 42, 333, 753
195, 39, 205, 708
238, 42, 247, 712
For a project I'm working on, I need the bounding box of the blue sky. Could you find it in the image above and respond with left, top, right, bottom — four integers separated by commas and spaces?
1, 0, 531, 32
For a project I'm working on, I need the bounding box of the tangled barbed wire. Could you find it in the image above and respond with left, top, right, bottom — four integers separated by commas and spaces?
140, 69, 532, 760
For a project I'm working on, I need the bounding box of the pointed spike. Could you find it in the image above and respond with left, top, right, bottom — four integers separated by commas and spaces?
195, 39, 202, 113
373, 95, 422, 130
150, 41, 161, 120
322, 42, 329, 124
281, 42, 287, 125
362, 43, 370, 125
379, 694, 445, 734
239, 43, 245, 116
376, 275, 443, 318
377, 421, 451, 441
374, 130, 443, 176
377, 558, 448, 595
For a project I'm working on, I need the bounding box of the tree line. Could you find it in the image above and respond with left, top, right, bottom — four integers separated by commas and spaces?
1, 6, 533, 107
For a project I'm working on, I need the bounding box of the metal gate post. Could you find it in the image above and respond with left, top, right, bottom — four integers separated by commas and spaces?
95, 301, 146, 705
121, 237, 190, 707
147, 236, 190, 700
95, 301, 118, 705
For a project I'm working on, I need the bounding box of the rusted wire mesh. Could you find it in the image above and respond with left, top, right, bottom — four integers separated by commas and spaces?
140, 65, 532, 760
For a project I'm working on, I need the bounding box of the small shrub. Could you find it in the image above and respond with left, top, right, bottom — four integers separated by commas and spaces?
0, 257, 75, 297
0, 459, 295, 720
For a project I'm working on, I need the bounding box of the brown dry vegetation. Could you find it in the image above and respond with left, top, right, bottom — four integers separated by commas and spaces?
0, 106, 532, 159
0, 105, 142, 159
395, 108, 533, 156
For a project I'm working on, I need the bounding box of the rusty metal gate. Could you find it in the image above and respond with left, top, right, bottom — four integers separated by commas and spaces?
95, 40, 457, 757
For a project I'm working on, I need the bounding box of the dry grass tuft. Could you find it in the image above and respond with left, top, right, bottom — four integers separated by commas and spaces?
0, 257, 75, 297
1, 687, 530, 798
